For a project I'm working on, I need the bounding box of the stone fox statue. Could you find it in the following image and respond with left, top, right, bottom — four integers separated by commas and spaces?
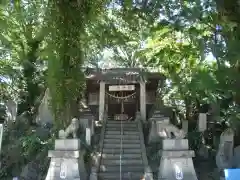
162, 124, 186, 139
59, 118, 79, 139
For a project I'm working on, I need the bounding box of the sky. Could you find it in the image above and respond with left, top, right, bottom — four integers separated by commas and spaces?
98, 47, 217, 69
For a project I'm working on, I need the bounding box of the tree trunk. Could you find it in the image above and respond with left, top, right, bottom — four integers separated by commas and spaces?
17, 40, 42, 122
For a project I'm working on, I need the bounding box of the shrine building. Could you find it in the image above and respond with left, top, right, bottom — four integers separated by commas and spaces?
85, 68, 165, 121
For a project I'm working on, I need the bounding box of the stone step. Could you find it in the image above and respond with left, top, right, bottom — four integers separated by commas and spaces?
98, 172, 144, 180
101, 158, 143, 165
104, 138, 140, 144
105, 127, 138, 131
99, 164, 144, 173
104, 134, 139, 140
106, 122, 137, 126
107, 120, 136, 124
103, 143, 141, 149
105, 127, 138, 130
101, 153, 142, 159
105, 131, 139, 135
102, 148, 142, 154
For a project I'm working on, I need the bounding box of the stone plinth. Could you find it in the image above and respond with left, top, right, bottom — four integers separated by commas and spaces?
45, 139, 86, 180
158, 139, 198, 180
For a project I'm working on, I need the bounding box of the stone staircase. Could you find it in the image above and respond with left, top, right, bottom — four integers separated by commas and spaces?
98, 119, 147, 180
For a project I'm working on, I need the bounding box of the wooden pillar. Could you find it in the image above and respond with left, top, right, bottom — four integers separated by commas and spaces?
140, 81, 146, 121
99, 81, 105, 121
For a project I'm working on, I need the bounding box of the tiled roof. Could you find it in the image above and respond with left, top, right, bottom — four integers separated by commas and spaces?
85, 68, 165, 83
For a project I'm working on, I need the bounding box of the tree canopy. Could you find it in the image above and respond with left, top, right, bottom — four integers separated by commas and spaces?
0, 0, 240, 128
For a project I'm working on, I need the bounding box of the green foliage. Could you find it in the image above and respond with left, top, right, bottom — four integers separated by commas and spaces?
20, 134, 43, 160
187, 131, 203, 151
0, 119, 54, 178
0, 0, 240, 147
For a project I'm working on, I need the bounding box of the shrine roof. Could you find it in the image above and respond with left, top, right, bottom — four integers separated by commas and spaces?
85, 68, 165, 83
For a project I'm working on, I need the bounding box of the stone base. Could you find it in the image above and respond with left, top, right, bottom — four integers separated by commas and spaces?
45, 139, 86, 180
45, 157, 81, 180
162, 139, 189, 150
158, 155, 198, 180
158, 139, 198, 180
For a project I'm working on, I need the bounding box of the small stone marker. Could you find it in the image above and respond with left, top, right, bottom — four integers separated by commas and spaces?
86, 128, 91, 145
182, 120, 188, 133
91, 118, 95, 135
198, 113, 207, 132
0, 124, 3, 153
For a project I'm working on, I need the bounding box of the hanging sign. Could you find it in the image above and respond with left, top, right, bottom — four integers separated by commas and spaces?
109, 85, 135, 91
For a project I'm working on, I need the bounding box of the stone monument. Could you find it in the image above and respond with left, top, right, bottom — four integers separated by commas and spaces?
5, 100, 17, 122
45, 118, 86, 180
216, 128, 234, 180
36, 88, 54, 125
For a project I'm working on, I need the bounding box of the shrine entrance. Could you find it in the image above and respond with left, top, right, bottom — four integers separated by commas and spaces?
106, 84, 138, 121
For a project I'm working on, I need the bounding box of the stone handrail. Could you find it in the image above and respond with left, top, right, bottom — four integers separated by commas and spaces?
137, 118, 153, 180
58, 118, 79, 139
89, 112, 107, 180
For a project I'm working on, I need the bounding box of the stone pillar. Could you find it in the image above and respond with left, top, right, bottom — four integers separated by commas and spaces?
86, 128, 91, 146
182, 120, 188, 133
198, 113, 207, 132
140, 81, 146, 121
99, 81, 105, 121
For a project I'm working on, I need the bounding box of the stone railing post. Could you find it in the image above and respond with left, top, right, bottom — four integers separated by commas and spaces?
45, 118, 86, 180
137, 118, 153, 180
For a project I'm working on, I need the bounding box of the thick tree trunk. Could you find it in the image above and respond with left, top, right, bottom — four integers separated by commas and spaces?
17, 40, 42, 122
